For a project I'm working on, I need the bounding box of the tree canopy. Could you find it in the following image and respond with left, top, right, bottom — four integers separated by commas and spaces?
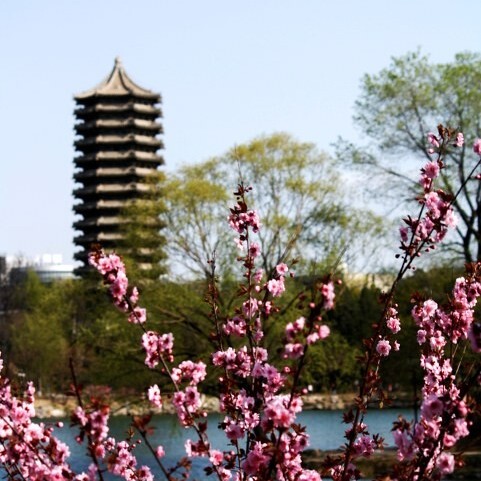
118, 170, 167, 284
339, 50, 481, 262
164, 132, 384, 279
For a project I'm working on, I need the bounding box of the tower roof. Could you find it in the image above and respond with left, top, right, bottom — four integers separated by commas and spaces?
75, 57, 160, 101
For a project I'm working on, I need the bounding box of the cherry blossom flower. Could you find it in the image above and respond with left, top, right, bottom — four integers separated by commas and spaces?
267, 277, 285, 297
147, 385, 162, 408
376, 339, 391, 356
427, 132, 440, 147
473, 138, 481, 155
455, 132, 464, 147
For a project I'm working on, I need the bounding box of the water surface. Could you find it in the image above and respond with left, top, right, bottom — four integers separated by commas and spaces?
46, 408, 415, 478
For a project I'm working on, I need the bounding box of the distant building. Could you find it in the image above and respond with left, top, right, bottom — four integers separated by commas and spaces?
72, 58, 164, 275
8, 254, 75, 284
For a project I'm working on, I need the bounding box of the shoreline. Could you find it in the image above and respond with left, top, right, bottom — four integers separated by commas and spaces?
34, 391, 417, 418
34, 395, 481, 479
302, 448, 481, 480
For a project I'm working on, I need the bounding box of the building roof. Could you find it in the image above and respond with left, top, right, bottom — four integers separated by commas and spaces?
74, 102, 161, 117
74, 134, 162, 149
74, 166, 157, 181
74, 118, 163, 133
75, 57, 160, 101
74, 152, 163, 169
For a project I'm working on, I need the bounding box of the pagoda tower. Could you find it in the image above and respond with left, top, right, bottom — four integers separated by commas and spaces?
73, 58, 164, 275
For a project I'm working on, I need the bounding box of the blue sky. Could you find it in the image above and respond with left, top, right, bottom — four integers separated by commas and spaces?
1, 1, 480, 266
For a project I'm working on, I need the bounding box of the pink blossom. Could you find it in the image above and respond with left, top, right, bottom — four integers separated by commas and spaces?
376, 339, 391, 357
393, 429, 415, 461
147, 385, 162, 409
228, 208, 261, 234
262, 396, 296, 429
129, 286, 139, 304
353, 435, 375, 457
223, 316, 247, 337
243, 297, 259, 316
264, 300, 273, 314
267, 277, 285, 297
109, 271, 128, 301
298, 469, 321, 481
421, 394, 444, 420
209, 449, 224, 466
128, 306, 146, 324
184, 439, 208, 458
223, 417, 245, 441
253, 268, 264, 283
284, 343, 304, 359
444, 208, 458, 228
173, 387, 202, 426
429, 331, 446, 351
420, 299, 437, 320
425, 191, 443, 218
96, 256, 113, 275
171, 360, 207, 385
142, 331, 174, 368
241, 441, 269, 475
423, 161, 440, 179
321, 281, 335, 310
473, 138, 481, 155
386, 316, 401, 334
455, 132, 464, 147
399, 226, 409, 243
276, 263, 289, 275
428, 132, 440, 148
436, 452, 455, 474
318, 324, 330, 339
285, 317, 305, 341
249, 242, 261, 258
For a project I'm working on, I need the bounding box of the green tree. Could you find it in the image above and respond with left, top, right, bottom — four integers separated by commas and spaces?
9, 273, 76, 392
300, 332, 362, 392
163, 159, 232, 279
329, 281, 381, 345
118, 170, 167, 284
165, 132, 384, 279
339, 50, 481, 262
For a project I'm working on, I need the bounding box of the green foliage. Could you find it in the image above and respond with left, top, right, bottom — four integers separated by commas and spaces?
163, 160, 232, 279
9, 273, 77, 392
6, 262, 470, 397
118, 170, 167, 284
11, 269, 46, 311
74, 276, 217, 392
164, 132, 385, 279
11, 127, 467, 398
300, 332, 362, 392
329, 281, 382, 345
342, 49, 481, 262
3, 133, 387, 395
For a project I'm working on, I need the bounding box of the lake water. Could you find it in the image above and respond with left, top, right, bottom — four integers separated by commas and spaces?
45, 408, 415, 478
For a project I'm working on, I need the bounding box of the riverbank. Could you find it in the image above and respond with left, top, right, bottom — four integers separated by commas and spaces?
35, 393, 351, 418
31, 402, 481, 479
34, 391, 417, 418
302, 448, 481, 480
